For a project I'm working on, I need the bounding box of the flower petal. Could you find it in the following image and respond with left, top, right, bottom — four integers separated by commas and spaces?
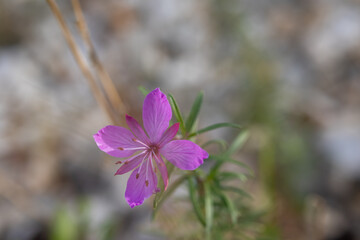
125, 160, 159, 208
160, 140, 208, 170
125, 115, 150, 145
94, 125, 143, 158
158, 123, 179, 148
115, 152, 146, 175
143, 88, 172, 143
154, 153, 169, 190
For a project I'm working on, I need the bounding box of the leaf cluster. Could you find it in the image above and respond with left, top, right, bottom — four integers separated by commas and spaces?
142, 88, 263, 239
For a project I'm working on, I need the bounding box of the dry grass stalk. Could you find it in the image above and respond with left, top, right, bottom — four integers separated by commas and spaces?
45, 0, 126, 124
71, 0, 127, 118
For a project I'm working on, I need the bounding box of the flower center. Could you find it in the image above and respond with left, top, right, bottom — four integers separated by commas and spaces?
148, 144, 159, 155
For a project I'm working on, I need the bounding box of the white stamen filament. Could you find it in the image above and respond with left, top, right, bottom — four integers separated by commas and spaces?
145, 154, 151, 185
137, 152, 149, 177
152, 150, 161, 166
150, 152, 156, 173
132, 138, 149, 148
121, 150, 147, 165
118, 146, 147, 151
151, 150, 157, 161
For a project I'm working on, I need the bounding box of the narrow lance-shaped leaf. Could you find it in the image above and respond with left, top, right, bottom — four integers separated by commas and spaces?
168, 94, 186, 136
226, 159, 254, 176
212, 186, 238, 224
227, 130, 249, 155
138, 86, 149, 96
202, 139, 228, 152
188, 123, 242, 138
188, 177, 206, 227
210, 154, 253, 176
221, 186, 252, 199
217, 171, 248, 182
207, 154, 251, 182
204, 181, 214, 238
185, 91, 203, 133
206, 154, 227, 181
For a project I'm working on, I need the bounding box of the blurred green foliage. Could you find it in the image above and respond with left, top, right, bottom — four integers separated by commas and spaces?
151, 90, 265, 240
209, 0, 317, 238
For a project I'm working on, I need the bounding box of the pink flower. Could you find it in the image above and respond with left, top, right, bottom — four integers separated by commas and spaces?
93, 88, 209, 208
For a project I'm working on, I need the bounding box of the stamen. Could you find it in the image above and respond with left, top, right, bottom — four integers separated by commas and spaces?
118, 150, 146, 167
132, 138, 149, 148
145, 155, 151, 186
150, 152, 156, 170
117, 146, 147, 151
136, 152, 150, 179
145, 180, 149, 187
152, 150, 163, 167
150, 154, 158, 175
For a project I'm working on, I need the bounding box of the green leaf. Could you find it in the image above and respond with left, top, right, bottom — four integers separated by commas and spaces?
212, 186, 238, 224
217, 172, 248, 182
227, 130, 249, 155
201, 139, 228, 152
168, 94, 186, 136
188, 177, 206, 227
206, 154, 228, 181
210, 155, 253, 176
207, 154, 252, 182
204, 181, 213, 238
185, 91, 203, 133
188, 123, 242, 138
226, 159, 254, 176
138, 86, 149, 96
221, 186, 252, 199
152, 173, 190, 218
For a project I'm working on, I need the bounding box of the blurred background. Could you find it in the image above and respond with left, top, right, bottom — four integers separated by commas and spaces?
1, 0, 360, 239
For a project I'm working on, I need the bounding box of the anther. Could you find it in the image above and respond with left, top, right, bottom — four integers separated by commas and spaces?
145, 180, 149, 187
115, 161, 122, 164
136, 173, 139, 179
124, 161, 128, 164
118, 147, 124, 150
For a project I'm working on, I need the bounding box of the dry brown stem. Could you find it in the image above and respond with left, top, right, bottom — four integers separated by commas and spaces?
71, 0, 127, 118
45, 0, 125, 124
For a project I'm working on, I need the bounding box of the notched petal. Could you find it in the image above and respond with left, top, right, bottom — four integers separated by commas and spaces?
160, 140, 208, 170
125, 160, 158, 208
94, 125, 142, 158
143, 88, 172, 143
